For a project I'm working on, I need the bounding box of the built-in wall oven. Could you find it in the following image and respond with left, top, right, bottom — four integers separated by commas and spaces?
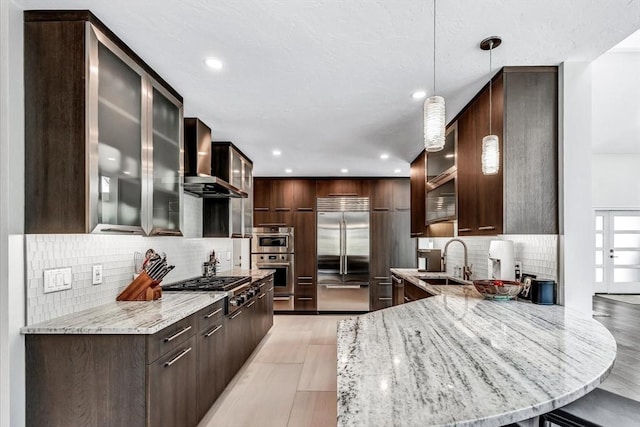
252, 227, 295, 311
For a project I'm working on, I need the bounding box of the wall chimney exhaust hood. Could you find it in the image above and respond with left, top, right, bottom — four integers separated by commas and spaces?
183, 118, 247, 198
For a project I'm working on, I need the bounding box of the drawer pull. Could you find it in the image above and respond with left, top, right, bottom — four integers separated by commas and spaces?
395, 208, 410, 212
373, 207, 390, 211
411, 232, 425, 237
259, 282, 266, 288
297, 297, 313, 301
297, 208, 313, 212
164, 347, 192, 367
378, 297, 392, 301
478, 226, 496, 231
258, 293, 266, 299
458, 228, 472, 232
204, 325, 223, 338
254, 207, 269, 212
298, 276, 313, 280
205, 308, 223, 319
246, 301, 256, 308
374, 276, 389, 280
392, 276, 402, 284
378, 282, 392, 286
229, 310, 243, 319
268, 287, 274, 292
298, 282, 313, 286
275, 207, 291, 212
404, 297, 411, 302
164, 326, 192, 343
328, 193, 358, 197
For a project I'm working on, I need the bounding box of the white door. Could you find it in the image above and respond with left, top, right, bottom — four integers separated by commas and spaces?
595, 211, 640, 294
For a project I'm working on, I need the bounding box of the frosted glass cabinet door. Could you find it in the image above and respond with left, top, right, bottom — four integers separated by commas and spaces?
151, 87, 183, 235
96, 42, 143, 228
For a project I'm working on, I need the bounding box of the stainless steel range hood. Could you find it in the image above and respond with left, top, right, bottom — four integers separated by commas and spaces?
183, 118, 247, 198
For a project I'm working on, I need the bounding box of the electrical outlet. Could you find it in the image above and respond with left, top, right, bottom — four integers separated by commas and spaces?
226, 251, 231, 261
43, 267, 72, 293
92, 264, 103, 285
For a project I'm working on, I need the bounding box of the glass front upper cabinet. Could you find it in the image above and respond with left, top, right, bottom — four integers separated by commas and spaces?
88, 23, 183, 235
426, 123, 457, 183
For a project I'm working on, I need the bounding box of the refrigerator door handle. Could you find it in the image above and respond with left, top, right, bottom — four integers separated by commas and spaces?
339, 220, 344, 275
343, 220, 348, 275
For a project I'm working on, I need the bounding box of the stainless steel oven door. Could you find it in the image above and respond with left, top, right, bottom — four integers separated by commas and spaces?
251, 227, 294, 253
253, 254, 294, 295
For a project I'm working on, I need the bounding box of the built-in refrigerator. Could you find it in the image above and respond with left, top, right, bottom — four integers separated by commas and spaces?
317, 197, 370, 311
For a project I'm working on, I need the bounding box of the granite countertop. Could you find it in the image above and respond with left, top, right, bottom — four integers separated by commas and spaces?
21, 292, 227, 335
337, 284, 617, 426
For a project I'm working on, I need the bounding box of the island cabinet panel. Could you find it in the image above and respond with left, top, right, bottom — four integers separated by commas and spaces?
195, 301, 226, 421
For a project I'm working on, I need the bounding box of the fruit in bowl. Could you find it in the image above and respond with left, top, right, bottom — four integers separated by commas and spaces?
472, 280, 523, 300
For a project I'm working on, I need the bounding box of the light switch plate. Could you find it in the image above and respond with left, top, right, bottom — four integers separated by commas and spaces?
44, 267, 72, 293
92, 264, 103, 285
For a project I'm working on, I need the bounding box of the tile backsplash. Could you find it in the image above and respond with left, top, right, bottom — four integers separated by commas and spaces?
419, 235, 558, 282
25, 194, 245, 325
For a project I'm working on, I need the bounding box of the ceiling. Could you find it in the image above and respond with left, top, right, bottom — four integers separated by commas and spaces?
18, 0, 640, 176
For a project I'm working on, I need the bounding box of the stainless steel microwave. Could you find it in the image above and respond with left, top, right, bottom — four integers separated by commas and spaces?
251, 227, 294, 254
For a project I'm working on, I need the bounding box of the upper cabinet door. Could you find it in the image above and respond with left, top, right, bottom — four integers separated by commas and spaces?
149, 85, 184, 236
89, 25, 146, 233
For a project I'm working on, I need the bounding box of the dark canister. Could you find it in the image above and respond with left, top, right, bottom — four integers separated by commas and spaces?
530, 279, 556, 305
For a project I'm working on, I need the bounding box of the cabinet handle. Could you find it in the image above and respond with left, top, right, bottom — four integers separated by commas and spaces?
101, 228, 138, 233
154, 230, 182, 236
328, 193, 358, 197
204, 325, 223, 338
392, 276, 402, 284
404, 297, 411, 302
246, 301, 256, 308
378, 297, 392, 301
395, 208, 410, 212
478, 226, 496, 231
298, 276, 313, 280
411, 232, 424, 237
229, 310, 243, 319
298, 282, 313, 286
268, 287, 274, 292
275, 207, 291, 212
164, 347, 192, 367
458, 228, 472, 232
373, 207, 390, 211
164, 326, 192, 343
296, 208, 313, 212
378, 282, 392, 286
258, 282, 266, 289
258, 223, 286, 227
373, 276, 390, 280
254, 207, 269, 212
258, 293, 266, 299
205, 308, 222, 319
297, 297, 313, 301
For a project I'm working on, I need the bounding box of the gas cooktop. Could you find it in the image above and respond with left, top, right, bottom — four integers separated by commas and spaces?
162, 276, 251, 292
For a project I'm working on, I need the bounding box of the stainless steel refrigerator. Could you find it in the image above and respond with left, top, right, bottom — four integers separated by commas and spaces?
317, 197, 370, 311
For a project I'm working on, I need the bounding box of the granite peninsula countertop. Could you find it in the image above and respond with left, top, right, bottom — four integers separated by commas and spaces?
338, 274, 617, 426
21, 268, 274, 335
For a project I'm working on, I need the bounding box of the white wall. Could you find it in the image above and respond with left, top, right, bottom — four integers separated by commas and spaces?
1, 1, 25, 426
560, 62, 595, 316
592, 154, 640, 208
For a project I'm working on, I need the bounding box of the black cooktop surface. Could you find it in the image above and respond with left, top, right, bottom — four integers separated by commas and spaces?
162, 276, 251, 292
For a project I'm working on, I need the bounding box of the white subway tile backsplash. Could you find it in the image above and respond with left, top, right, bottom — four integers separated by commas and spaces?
25, 233, 236, 325
421, 234, 558, 283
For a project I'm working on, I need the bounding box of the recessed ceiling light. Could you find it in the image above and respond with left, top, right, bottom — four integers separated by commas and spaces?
272, 150, 281, 157
341, 168, 349, 173
380, 154, 389, 160
285, 168, 292, 174
205, 57, 223, 70
411, 90, 427, 99
394, 168, 401, 173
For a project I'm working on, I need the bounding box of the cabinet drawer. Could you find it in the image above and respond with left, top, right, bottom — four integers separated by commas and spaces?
294, 295, 317, 311
196, 299, 226, 333
295, 281, 316, 297
375, 282, 392, 298
147, 314, 196, 364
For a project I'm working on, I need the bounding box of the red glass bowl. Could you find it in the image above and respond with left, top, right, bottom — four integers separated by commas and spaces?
473, 280, 523, 300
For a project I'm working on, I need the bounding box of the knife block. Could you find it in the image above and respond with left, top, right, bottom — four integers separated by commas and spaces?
116, 271, 162, 301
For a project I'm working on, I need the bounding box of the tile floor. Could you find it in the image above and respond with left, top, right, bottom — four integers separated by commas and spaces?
198, 315, 349, 427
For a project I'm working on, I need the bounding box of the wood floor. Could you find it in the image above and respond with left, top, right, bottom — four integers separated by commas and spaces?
198, 315, 349, 427
593, 296, 640, 402
199, 298, 639, 427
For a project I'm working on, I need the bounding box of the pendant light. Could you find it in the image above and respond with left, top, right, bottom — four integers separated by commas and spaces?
424, 0, 445, 152
480, 36, 502, 175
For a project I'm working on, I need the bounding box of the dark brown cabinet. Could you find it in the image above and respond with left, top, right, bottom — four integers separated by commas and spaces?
316, 179, 369, 198
370, 211, 393, 311
294, 211, 317, 311
292, 179, 317, 211
410, 152, 428, 237
195, 301, 226, 422
253, 179, 293, 227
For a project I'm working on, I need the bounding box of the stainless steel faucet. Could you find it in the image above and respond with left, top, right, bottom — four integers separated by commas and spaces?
442, 239, 473, 280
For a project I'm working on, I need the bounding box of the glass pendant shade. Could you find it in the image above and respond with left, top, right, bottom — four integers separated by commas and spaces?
424, 95, 446, 152
481, 134, 500, 175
